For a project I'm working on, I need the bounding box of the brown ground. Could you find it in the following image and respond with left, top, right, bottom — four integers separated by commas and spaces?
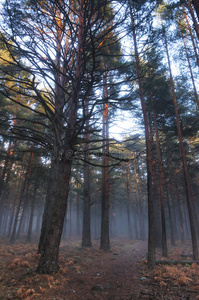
0, 238, 199, 299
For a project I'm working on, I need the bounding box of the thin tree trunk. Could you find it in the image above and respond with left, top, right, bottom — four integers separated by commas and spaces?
10, 153, 31, 243
153, 109, 168, 257
100, 66, 110, 251
76, 191, 80, 236
128, 162, 139, 239
192, 0, 199, 22
187, 0, 199, 40
137, 165, 146, 240
82, 99, 92, 247
16, 153, 34, 239
125, 174, 133, 240
148, 111, 162, 248
129, 2, 155, 266
26, 181, 38, 242
181, 33, 199, 107
165, 185, 176, 246
182, 4, 199, 65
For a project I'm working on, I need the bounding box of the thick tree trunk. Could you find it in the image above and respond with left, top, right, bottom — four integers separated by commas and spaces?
38, 164, 57, 253
37, 157, 72, 274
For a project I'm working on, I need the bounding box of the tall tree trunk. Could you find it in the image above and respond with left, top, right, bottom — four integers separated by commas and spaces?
137, 165, 146, 240
82, 100, 92, 247
148, 111, 161, 248
187, 0, 199, 40
16, 152, 34, 239
127, 163, 139, 239
100, 66, 110, 251
153, 109, 168, 257
129, 2, 155, 266
192, 0, 199, 21
10, 152, 31, 243
37, 0, 85, 272
26, 181, 38, 242
125, 173, 133, 240
163, 23, 198, 260
181, 33, 199, 107
182, 4, 199, 66
165, 185, 176, 246
76, 191, 80, 236
37, 168, 54, 253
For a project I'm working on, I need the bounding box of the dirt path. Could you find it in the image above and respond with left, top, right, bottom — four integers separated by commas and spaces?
58, 239, 148, 300
0, 238, 148, 300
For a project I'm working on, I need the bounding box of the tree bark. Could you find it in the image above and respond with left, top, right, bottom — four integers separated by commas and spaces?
181, 33, 199, 107
187, 0, 199, 40
82, 99, 92, 247
163, 23, 199, 260
26, 180, 38, 242
127, 162, 139, 239
100, 66, 110, 251
153, 109, 168, 257
192, 0, 199, 22
129, 3, 155, 266
37, 157, 72, 273
125, 172, 133, 240
182, 4, 199, 66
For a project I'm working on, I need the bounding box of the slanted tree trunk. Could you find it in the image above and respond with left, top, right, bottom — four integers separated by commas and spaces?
181, 33, 199, 107
163, 23, 198, 260
192, 0, 199, 22
182, 4, 199, 65
187, 0, 199, 40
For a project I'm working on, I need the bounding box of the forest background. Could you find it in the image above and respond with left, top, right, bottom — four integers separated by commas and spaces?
0, 0, 199, 274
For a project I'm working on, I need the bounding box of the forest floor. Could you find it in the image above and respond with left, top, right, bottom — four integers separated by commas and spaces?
0, 238, 199, 299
